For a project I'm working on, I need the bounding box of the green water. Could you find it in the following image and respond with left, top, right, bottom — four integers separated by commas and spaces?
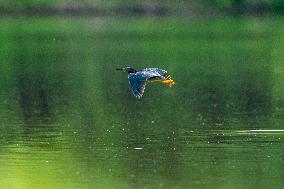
0, 16, 284, 189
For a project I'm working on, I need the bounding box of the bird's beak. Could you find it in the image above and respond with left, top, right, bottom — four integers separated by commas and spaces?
116, 68, 123, 71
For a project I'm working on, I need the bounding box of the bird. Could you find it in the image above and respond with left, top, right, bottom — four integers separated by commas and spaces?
116, 66, 175, 98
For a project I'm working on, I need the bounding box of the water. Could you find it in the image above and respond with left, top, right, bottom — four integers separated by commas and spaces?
0, 16, 284, 189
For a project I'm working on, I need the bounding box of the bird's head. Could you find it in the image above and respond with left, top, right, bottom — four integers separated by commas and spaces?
116, 66, 136, 73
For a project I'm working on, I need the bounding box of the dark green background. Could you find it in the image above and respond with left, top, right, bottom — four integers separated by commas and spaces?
0, 15, 284, 189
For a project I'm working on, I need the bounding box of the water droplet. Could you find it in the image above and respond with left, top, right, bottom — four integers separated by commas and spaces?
134, 147, 143, 150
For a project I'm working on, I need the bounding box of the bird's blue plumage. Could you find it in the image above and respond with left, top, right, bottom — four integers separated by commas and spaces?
128, 68, 169, 98
128, 73, 147, 98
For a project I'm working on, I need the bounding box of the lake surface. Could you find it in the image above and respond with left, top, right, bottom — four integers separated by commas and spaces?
0, 16, 284, 189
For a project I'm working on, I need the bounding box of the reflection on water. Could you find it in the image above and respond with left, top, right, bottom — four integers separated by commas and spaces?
0, 17, 284, 189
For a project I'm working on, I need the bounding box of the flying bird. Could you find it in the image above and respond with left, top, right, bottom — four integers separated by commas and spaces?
116, 66, 175, 98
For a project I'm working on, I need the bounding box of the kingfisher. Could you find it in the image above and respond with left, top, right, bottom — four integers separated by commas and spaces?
116, 66, 175, 98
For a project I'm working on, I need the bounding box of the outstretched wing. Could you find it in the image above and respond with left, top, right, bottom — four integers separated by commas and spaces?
128, 73, 149, 98
142, 68, 170, 79
142, 68, 166, 74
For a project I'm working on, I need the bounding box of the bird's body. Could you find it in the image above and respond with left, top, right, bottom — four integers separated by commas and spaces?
117, 67, 175, 98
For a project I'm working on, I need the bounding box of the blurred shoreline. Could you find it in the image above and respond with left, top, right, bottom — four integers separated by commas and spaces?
0, 4, 283, 18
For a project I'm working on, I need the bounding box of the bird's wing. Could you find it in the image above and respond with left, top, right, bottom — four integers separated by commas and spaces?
128, 73, 147, 98
128, 72, 155, 98
142, 68, 169, 79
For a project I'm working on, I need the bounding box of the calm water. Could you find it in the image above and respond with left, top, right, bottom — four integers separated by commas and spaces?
0, 16, 284, 189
